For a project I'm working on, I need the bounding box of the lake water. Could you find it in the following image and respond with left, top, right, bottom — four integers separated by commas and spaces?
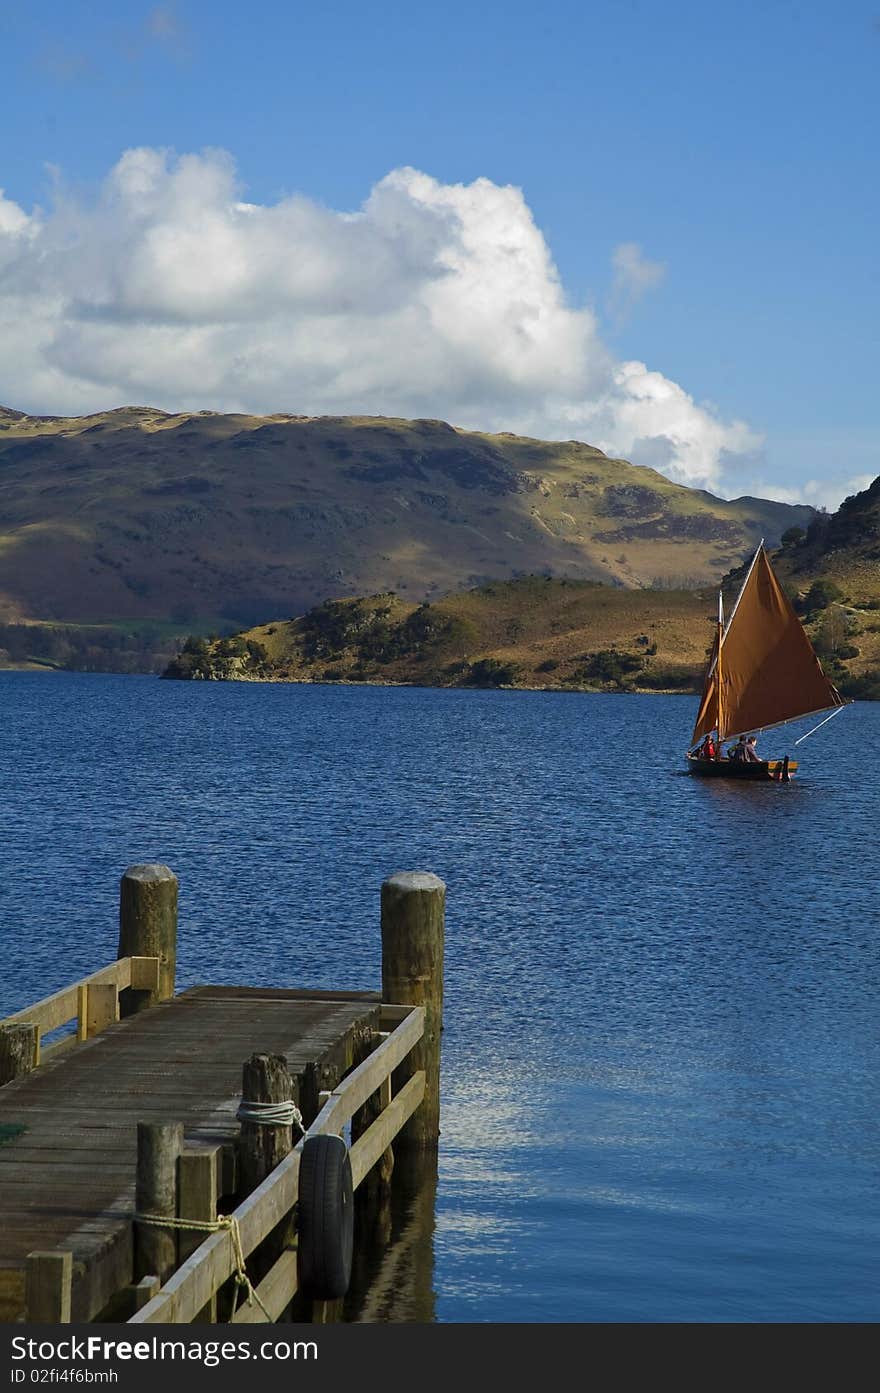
1, 672, 877, 1322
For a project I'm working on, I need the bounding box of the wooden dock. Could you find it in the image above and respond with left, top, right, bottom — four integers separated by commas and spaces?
0, 864, 445, 1325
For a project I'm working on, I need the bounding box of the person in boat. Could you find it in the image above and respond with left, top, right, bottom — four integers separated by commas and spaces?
730, 734, 761, 762
696, 734, 717, 760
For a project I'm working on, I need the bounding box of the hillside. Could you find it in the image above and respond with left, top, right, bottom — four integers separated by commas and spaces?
774, 476, 880, 595
0, 407, 812, 637
162, 577, 716, 692
162, 485, 880, 698
766, 478, 880, 697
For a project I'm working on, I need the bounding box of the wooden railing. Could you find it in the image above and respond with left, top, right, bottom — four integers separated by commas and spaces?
129, 1003, 426, 1325
0, 956, 160, 1068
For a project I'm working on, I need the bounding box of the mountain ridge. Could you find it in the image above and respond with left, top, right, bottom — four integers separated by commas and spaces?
0, 406, 814, 636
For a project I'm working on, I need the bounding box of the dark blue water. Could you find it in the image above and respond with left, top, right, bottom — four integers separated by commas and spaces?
1, 673, 877, 1322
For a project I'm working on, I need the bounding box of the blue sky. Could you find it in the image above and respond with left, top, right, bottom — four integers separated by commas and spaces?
1, 0, 877, 508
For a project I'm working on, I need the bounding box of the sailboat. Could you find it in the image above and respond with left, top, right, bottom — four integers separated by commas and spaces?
686, 542, 847, 780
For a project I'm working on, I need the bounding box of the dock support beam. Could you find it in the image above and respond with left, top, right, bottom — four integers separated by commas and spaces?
118, 864, 178, 1016
381, 871, 445, 1150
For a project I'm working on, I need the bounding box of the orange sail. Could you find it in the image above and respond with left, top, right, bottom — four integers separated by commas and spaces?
690, 545, 844, 747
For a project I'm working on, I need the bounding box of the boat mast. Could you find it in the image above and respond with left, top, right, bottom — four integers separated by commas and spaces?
716, 589, 724, 756
712, 542, 760, 754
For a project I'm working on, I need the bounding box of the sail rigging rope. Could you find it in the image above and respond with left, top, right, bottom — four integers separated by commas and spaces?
793, 704, 847, 745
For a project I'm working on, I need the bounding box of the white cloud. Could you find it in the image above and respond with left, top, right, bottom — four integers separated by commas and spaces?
725, 473, 875, 512
0, 148, 762, 492
609, 240, 666, 321
796, 474, 875, 512
0, 189, 34, 239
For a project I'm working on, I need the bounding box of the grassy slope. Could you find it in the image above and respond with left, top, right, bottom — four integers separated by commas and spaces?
166, 577, 721, 692
765, 480, 880, 692
774, 476, 880, 598
0, 407, 813, 630
165, 518, 880, 698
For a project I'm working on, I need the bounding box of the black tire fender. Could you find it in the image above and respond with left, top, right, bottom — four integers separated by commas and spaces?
297, 1133, 354, 1300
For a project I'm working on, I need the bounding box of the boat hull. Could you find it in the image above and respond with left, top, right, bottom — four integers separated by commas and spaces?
686, 754, 798, 781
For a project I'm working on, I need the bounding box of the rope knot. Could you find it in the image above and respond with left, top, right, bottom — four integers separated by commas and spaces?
236, 1099, 304, 1133
133, 1210, 272, 1320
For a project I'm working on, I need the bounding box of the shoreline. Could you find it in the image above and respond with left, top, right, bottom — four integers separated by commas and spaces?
0, 661, 700, 695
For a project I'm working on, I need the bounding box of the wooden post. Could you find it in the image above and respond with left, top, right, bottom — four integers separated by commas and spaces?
381, 871, 445, 1150
0, 1022, 39, 1085
132, 1275, 160, 1313
135, 1121, 183, 1282
298, 1060, 321, 1132
76, 985, 88, 1044
238, 1053, 295, 1196
179, 1145, 220, 1322
118, 864, 178, 1017
77, 983, 119, 1042
87, 982, 119, 1036
25, 1250, 72, 1322
238, 1053, 296, 1299
352, 1035, 394, 1205
349, 1051, 394, 1306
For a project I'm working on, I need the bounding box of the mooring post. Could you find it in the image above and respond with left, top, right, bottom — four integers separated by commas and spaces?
381, 870, 445, 1149
239, 1052, 296, 1196
135, 1120, 183, 1283
117, 863, 178, 1016
0, 1022, 39, 1086
237, 1053, 297, 1301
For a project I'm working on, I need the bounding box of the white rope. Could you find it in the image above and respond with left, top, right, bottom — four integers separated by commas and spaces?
134, 1212, 274, 1321
236, 1099, 304, 1131
794, 704, 847, 745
